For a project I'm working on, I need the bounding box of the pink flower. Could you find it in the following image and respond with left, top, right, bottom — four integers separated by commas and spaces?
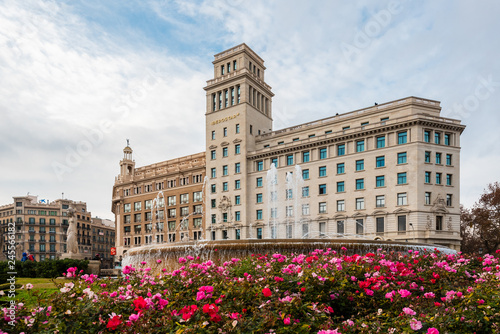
403, 307, 416, 316
129, 313, 140, 322
477, 299, 485, 305
410, 318, 422, 330
196, 291, 206, 301
284, 317, 291, 325
366, 289, 374, 296
179, 257, 187, 264
262, 288, 272, 297
156, 259, 162, 264
398, 289, 411, 298
427, 328, 439, 334
424, 292, 435, 299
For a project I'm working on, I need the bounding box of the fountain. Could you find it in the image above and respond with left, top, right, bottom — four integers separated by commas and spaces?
123, 166, 456, 271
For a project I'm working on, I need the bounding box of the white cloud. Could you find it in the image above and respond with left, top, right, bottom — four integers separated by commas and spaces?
1, 0, 499, 218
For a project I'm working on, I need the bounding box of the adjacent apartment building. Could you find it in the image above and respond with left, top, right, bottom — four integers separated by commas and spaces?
0, 195, 115, 267
112, 43, 465, 256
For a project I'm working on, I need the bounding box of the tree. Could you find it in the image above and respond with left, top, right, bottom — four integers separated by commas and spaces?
461, 182, 500, 254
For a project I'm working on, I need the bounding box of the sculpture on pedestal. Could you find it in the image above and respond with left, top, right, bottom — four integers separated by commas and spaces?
66, 206, 78, 254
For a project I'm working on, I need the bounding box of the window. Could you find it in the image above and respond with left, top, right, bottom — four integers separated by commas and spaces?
337, 220, 345, 234
124, 204, 131, 213
444, 134, 450, 146
398, 216, 406, 231
337, 181, 345, 192
222, 147, 228, 157
309, 134, 315, 138
356, 178, 364, 190
256, 177, 263, 187
235, 229, 240, 240
180, 193, 189, 204
319, 148, 327, 159
436, 173, 442, 185
181, 207, 189, 216
319, 202, 327, 214
376, 195, 385, 207
211, 150, 216, 160
222, 165, 228, 176
233, 60, 237, 70
250, 125, 253, 134
319, 222, 326, 236
223, 127, 227, 137
235, 144, 240, 155
235, 195, 240, 205
376, 217, 384, 233
319, 166, 327, 177
302, 186, 309, 197
397, 193, 407, 205
342, 126, 350, 130
302, 169, 310, 179
256, 193, 263, 203
425, 171, 431, 183
424, 130, 431, 143
398, 131, 407, 144
256, 210, 263, 220
293, 137, 299, 142
271, 157, 278, 167
286, 206, 293, 217
211, 199, 216, 208
435, 132, 441, 144
223, 182, 228, 191
446, 154, 452, 166
376, 156, 385, 167
257, 228, 262, 239
337, 163, 345, 174
235, 180, 241, 189
211, 214, 216, 224
235, 211, 240, 221
397, 172, 407, 184
356, 159, 364, 171
287, 154, 294, 165
425, 151, 431, 163
446, 194, 452, 206
376, 175, 385, 187
257, 161, 264, 171
356, 198, 364, 210
211, 184, 216, 193
302, 204, 310, 215
221, 64, 225, 75
302, 151, 310, 163
356, 219, 364, 234
356, 140, 365, 152
233, 163, 240, 174
376, 136, 385, 148
398, 152, 407, 164
222, 213, 227, 223
319, 184, 327, 195
425, 192, 431, 205
337, 144, 345, 156
446, 174, 452, 186
436, 215, 443, 230
236, 124, 240, 133
337, 200, 345, 212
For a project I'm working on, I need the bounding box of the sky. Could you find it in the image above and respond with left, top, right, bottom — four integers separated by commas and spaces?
1, 0, 499, 220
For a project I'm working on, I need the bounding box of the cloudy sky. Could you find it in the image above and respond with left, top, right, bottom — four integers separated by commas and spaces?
1, 0, 499, 219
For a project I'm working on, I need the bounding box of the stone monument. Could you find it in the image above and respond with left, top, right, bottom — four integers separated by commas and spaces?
61, 206, 101, 275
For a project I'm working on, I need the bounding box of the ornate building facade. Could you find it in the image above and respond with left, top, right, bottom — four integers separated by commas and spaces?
0, 196, 115, 265
112, 43, 465, 256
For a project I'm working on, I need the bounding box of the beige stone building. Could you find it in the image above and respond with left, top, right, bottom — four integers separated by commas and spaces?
0, 196, 115, 262
112, 43, 465, 254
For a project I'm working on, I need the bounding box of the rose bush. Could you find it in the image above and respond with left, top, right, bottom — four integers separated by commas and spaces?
2, 249, 500, 333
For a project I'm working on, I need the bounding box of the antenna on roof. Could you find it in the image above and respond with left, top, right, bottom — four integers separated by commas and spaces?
126, 139, 130, 146
374, 102, 378, 105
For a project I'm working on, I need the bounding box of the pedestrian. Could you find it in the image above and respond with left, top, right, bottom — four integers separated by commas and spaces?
21, 252, 28, 262
27, 253, 36, 262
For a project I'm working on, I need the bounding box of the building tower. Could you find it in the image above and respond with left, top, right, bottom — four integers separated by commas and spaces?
204, 44, 274, 240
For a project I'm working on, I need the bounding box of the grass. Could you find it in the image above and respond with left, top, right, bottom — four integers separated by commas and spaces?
0, 277, 67, 309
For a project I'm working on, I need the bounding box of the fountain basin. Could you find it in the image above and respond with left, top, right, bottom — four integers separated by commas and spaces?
122, 239, 456, 272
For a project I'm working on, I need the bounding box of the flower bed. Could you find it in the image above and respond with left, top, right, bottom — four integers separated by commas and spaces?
2, 249, 500, 333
